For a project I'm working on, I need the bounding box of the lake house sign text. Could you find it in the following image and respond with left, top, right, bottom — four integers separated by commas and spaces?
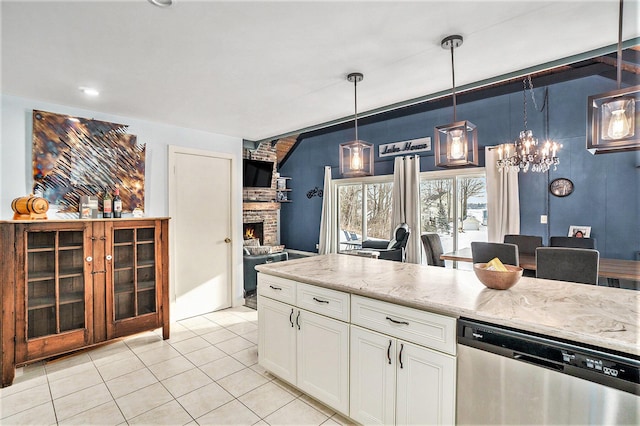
378, 137, 431, 158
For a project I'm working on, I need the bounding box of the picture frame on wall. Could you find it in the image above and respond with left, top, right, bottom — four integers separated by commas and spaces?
568, 225, 591, 238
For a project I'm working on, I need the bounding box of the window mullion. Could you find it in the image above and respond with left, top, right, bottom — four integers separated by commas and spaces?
361, 182, 368, 240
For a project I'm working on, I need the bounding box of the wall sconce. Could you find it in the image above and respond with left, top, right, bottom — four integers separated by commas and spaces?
434, 35, 479, 168
587, 0, 639, 154
340, 72, 374, 177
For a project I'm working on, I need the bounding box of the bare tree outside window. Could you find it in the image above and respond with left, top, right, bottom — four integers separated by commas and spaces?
458, 177, 485, 221
366, 182, 393, 239
338, 184, 362, 236
420, 178, 453, 234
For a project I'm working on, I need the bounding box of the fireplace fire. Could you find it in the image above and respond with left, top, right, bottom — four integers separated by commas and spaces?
243, 222, 264, 244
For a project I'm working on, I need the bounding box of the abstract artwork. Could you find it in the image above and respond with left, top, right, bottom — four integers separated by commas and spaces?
32, 110, 145, 214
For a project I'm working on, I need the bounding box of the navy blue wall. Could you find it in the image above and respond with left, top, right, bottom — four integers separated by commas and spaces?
279, 74, 640, 259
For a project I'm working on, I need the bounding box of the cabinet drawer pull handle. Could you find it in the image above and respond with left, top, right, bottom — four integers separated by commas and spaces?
91, 270, 106, 275
312, 297, 329, 304
296, 310, 301, 330
386, 316, 409, 326
105, 254, 113, 261
269, 285, 282, 290
387, 340, 392, 365
399, 343, 404, 369
85, 256, 93, 262
289, 308, 294, 327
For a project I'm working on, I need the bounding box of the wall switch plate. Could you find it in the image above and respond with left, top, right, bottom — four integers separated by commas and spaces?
540, 215, 548, 224
316, 243, 319, 249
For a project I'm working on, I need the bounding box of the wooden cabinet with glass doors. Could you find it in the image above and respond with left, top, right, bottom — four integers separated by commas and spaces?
0, 218, 169, 388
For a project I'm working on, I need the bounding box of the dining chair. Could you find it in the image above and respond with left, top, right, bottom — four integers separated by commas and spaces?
503, 235, 543, 277
549, 236, 596, 249
470, 242, 519, 266
504, 235, 543, 255
535, 247, 599, 285
421, 233, 445, 267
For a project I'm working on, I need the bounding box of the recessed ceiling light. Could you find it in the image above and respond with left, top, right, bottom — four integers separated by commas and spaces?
79, 87, 100, 97
148, 0, 173, 7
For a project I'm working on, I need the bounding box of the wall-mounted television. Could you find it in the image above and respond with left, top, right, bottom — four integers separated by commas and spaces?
243, 159, 274, 188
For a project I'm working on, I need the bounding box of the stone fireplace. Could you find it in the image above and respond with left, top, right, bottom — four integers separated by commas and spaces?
242, 140, 280, 247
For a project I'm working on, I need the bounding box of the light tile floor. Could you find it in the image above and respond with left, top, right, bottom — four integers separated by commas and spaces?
0, 306, 354, 426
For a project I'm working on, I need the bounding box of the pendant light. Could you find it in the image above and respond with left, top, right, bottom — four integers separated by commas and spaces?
587, 0, 639, 154
434, 35, 478, 167
340, 72, 374, 177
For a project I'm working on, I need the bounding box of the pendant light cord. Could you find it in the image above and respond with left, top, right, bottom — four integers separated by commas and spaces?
450, 43, 457, 121
353, 78, 359, 141
617, 0, 623, 89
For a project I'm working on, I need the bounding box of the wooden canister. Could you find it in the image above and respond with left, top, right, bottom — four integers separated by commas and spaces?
11, 196, 49, 219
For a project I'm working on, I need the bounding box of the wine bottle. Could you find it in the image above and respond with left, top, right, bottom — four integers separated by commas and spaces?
113, 188, 122, 218
103, 189, 113, 218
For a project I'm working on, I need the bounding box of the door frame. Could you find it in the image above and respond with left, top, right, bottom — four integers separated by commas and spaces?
167, 145, 242, 321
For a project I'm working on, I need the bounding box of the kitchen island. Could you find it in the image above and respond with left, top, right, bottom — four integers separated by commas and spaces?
256, 253, 638, 356
255, 253, 638, 425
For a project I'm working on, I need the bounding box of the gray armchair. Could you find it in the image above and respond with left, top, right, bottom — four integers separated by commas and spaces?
362, 224, 410, 262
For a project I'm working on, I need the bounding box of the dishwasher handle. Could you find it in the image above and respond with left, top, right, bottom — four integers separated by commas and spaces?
513, 352, 564, 371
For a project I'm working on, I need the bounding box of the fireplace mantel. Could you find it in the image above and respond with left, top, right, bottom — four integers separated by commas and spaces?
243, 202, 281, 211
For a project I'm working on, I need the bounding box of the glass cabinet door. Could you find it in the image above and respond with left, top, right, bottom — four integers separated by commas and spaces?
112, 227, 157, 321
26, 230, 86, 339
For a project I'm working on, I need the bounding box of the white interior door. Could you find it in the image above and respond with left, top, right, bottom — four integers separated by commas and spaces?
170, 148, 232, 320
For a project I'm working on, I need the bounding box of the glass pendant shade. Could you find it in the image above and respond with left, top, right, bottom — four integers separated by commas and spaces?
587, 86, 639, 154
434, 120, 479, 167
340, 140, 374, 177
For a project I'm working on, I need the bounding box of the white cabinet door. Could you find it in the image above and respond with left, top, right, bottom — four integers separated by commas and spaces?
350, 325, 396, 425
396, 340, 456, 426
297, 309, 350, 416
258, 296, 296, 384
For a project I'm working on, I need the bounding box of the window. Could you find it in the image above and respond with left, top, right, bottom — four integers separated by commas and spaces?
420, 169, 486, 268
333, 169, 486, 263
335, 177, 393, 250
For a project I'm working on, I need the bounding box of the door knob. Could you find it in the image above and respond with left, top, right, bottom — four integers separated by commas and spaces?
224, 237, 231, 243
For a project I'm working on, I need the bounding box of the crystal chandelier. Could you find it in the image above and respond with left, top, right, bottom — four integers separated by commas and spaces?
497, 76, 562, 173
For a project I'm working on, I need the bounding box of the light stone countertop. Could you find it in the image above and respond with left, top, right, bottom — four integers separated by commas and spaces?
256, 253, 639, 356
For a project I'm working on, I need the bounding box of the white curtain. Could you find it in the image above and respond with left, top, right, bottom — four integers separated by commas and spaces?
391, 155, 421, 264
485, 147, 520, 242
318, 166, 333, 254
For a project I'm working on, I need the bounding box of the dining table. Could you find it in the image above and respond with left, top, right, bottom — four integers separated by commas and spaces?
440, 247, 640, 282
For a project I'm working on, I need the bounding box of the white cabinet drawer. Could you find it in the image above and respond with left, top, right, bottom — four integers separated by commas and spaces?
296, 283, 350, 322
351, 295, 456, 355
257, 273, 296, 305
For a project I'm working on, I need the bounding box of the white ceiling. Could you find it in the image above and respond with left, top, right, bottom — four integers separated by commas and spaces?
2, 0, 638, 142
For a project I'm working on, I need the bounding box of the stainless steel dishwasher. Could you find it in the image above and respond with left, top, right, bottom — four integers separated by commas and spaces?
457, 318, 639, 425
